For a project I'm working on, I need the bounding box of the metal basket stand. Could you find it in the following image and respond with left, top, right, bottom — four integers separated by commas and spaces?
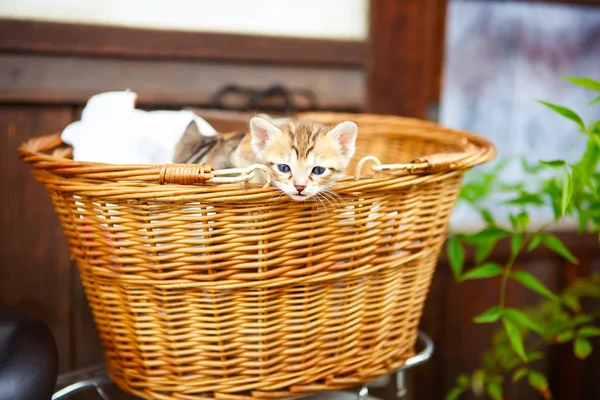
53, 331, 434, 400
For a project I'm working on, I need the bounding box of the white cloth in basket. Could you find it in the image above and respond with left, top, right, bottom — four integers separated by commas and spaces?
61, 90, 217, 164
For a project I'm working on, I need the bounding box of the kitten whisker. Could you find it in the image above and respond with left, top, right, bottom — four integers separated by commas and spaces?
267, 192, 279, 201
315, 195, 324, 212
320, 190, 343, 209
323, 189, 344, 204
318, 193, 336, 210
314, 193, 329, 214
320, 191, 338, 205
268, 190, 285, 202
316, 193, 335, 212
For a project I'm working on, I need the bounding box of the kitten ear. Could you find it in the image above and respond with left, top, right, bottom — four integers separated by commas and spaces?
222, 132, 247, 152
327, 121, 358, 158
173, 121, 203, 163
249, 116, 282, 156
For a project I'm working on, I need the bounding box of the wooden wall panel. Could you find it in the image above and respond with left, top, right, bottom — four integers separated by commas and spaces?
0, 105, 75, 373
0, 54, 365, 110
0, 18, 366, 67
69, 269, 104, 371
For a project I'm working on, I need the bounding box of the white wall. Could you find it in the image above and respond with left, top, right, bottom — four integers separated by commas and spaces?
0, 0, 368, 40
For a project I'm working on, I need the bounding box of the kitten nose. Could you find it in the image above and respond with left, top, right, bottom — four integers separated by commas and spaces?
295, 185, 306, 193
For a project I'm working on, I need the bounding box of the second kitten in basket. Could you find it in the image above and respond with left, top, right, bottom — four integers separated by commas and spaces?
173, 115, 358, 201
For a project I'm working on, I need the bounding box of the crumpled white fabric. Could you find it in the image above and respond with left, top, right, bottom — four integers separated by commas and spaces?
62, 91, 220, 267
61, 90, 217, 164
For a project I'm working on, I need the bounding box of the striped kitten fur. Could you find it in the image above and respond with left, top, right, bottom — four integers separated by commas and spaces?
173, 115, 358, 201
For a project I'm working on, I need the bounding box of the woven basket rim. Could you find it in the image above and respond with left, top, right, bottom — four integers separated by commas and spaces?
18, 112, 496, 189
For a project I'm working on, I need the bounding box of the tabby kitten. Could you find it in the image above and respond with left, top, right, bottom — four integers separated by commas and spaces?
174, 116, 358, 201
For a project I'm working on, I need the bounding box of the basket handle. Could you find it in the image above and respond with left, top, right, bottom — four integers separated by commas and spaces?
409, 152, 468, 173
159, 163, 272, 187
159, 164, 214, 184
354, 152, 473, 180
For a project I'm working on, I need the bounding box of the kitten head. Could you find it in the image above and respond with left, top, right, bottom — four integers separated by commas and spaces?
174, 121, 246, 169
249, 116, 358, 201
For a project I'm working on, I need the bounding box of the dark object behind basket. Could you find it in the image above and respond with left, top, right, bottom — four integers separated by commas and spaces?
0, 307, 58, 400
187, 83, 356, 134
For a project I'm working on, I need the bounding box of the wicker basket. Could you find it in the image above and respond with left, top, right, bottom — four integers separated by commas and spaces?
19, 112, 495, 400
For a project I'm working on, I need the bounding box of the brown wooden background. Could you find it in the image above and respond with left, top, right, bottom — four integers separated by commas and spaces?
1, 1, 599, 399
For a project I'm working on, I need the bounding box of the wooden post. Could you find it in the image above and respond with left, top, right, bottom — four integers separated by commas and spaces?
367, 0, 448, 119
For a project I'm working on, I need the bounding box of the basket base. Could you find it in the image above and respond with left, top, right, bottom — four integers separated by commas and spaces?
107, 363, 406, 400
53, 331, 433, 400
104, 343, 428, 399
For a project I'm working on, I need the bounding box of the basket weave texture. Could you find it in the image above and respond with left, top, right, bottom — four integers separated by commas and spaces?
19, 112, 495, 400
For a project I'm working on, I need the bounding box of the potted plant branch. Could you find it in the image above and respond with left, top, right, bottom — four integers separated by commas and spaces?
445, 76, 600, 400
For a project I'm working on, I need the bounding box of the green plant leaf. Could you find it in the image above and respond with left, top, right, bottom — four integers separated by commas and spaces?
460, 184, 486, 204
572, 164, 596, 196
528, 351, 545, 363
511, 234, 522, 258
574, 337, 593, 359
564, 76, 600, 92
522, 157, 534, 173
497, 347, 519, 370
508, 193, 545, 206
540, 234, 578, 263
515, 211, 530, 232
457, 374, 470, 389
571, 281, 600, 298
528, 371, 551, 400
469, 227, 510, 241
540, 160, 567, 168
510, 270, 560, 302
556, 330, 575, 343
445, 388, 464, 400
544, 178, 563, 221
471, 369, 486, 396
509, 213, 519, 230
562, 293, 581, 312
578, 325, 600, 338
480, 208, 496, 225
561, 168, 572, 216
528, 234, 543, 252
465, 228, 507, 264
486, 380, 503, 400
461, 263, 503, 281
512, 367, 529, 383
502, 316, 527, 362
504, 308, 545, 335
474, 306, 502, 324
538, 100, 585, 131
447, 238, 465, 281
579, 138, 600, 176
590, 96, 600, 105
474, 239, 497, 264
572, 315, 594, 326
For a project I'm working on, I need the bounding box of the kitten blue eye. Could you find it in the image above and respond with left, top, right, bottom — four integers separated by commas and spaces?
278, 164, 291, 173
312, 166, 326, 175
